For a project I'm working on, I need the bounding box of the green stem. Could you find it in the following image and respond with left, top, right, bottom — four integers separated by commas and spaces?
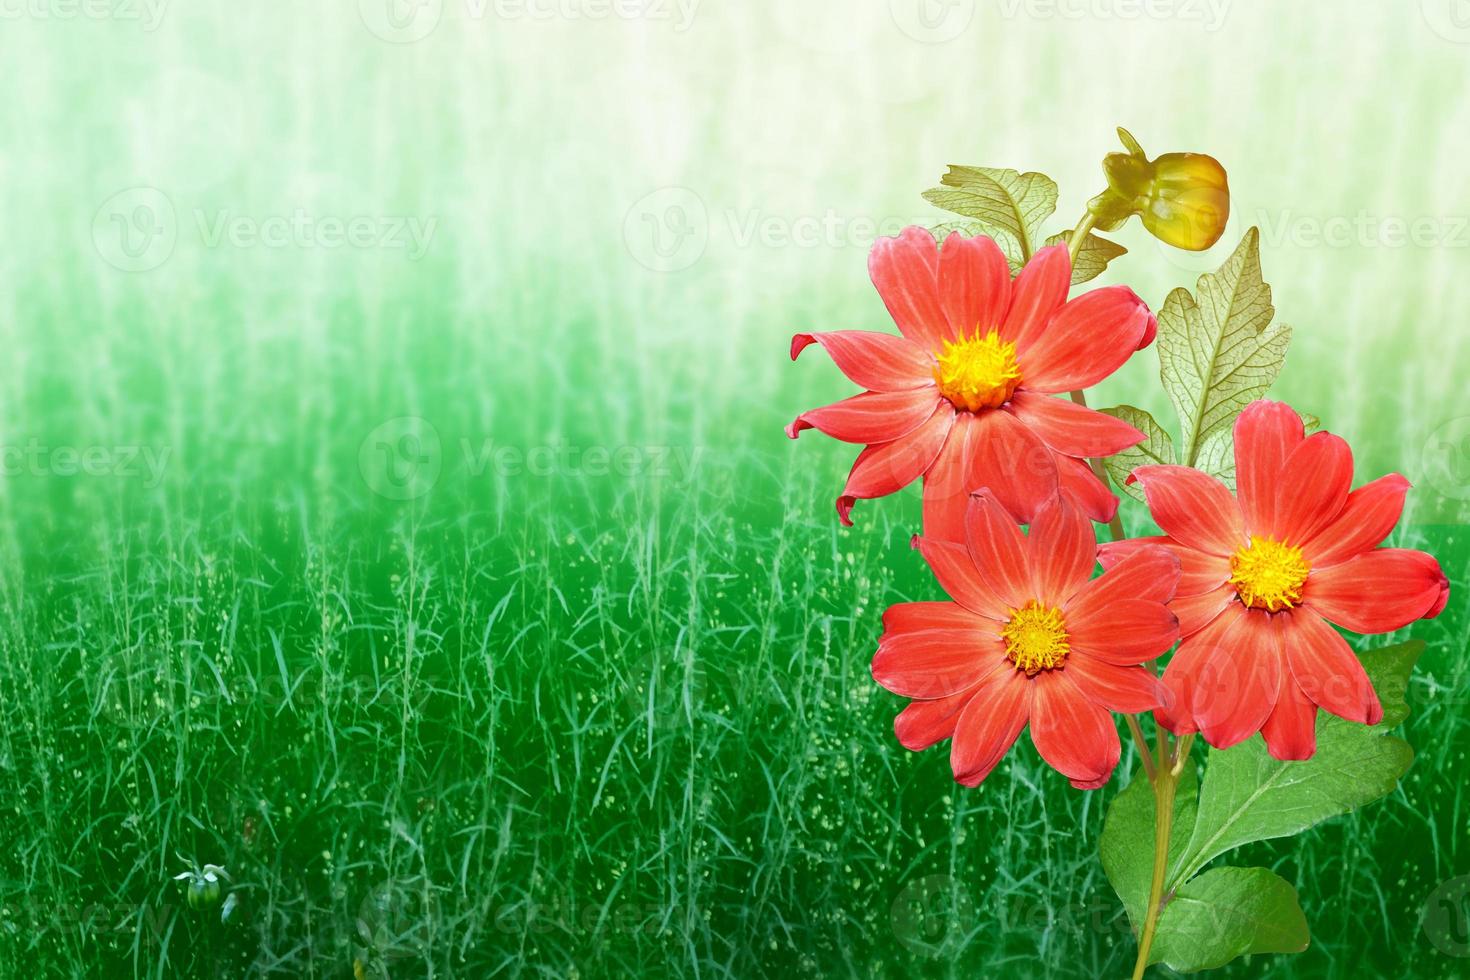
1130, 733, 1196, 978
1067, 211, 1098, 264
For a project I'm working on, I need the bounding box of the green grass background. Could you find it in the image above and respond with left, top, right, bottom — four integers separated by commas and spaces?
0, 1, 1468, 976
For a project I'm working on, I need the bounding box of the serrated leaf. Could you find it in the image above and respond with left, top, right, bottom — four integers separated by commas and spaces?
1168, 640, 1422, 888
922, 166, 1058, 273
1044, 230, 1127, 284
928, 219, 989, 244
1101, 759, 1198, 931
1194, 426, 1236, 490
1097, 406, 1176, 502
1158, 228, 1292, 466
1149, 867, 1309, 972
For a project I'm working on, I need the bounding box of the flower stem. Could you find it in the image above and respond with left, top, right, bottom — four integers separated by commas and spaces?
1130, 733, 1194, 978
1067, 211, 1098, 264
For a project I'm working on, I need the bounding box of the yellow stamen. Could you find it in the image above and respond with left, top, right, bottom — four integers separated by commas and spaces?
1230, 535, 1311, 612
1002, 600, 1070, 675
934, 329, 1021, 412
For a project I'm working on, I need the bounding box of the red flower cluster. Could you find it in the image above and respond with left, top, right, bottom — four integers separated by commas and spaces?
790, 228, 1448, 788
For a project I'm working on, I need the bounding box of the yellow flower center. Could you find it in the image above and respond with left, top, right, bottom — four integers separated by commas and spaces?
1001, 600, 1070, 675
934, 329, 1021, 412
1230, 535, 1311, 612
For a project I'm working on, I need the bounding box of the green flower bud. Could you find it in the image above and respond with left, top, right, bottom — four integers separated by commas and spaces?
1088, 128, 1230, 251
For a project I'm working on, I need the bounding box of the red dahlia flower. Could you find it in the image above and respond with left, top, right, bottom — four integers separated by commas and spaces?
787, 226, 1157, 537
873, 491, 1182, 789
1100, 400, 1450, 759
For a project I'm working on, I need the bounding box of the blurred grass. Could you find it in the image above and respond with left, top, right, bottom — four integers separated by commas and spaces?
0, 2, 1468, 977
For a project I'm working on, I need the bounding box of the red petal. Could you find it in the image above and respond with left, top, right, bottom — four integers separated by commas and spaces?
1067, 598, 1181, 665
1301, 473, 1411, 568
791, 330, 935, 392
1098, 536, 1232, 597
1172, 583, 1237, 637
955, 407, 1060, 525
1027, 495, 1098, 605
871, 630, 1007, 699
868, 226, 948, 351
1054, 452, 1119, 524
1067, 655, 1170, 713
999, 244, 1070, 355
938, 233, 1011, 339
1157, 603, 1245, 734
1066, 543, 1181, 618
1272, 432, 1354, 543
1260, 618, 1318, 760
882, 601, 990, 635
912, 537, 1009, 622
1132, 465, 1247, 556
787, 388, 942, 444
1305, 548, 1449, 634
1195, 608, 1281, 750
1018, 286, 1152, 393
920, 413, 979, 543
1007, 390, 1146, 459
1233, 400, 1305, 536
963, 489, 1034, 609
894, 684, 978, 751
836, 404, 955, 525
1281, 608, 1382, 725
950, 670, 1031, 786
1028, 670, 1121, 787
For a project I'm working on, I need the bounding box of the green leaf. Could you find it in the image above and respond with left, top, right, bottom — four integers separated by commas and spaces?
1157, 228, 1292, 467
928, 219, 989, 244
922, 166, 1058, 272
1148, 867, 1309, 972
1101, 760, 1197, 930
1097, 406, 1176, 502
1193, 426, 1236, 490
1103, 641, 1421, 973
1043, 230, 1127, 284
1169, 640, 1421, 888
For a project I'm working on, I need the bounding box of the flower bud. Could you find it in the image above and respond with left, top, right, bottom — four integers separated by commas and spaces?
1088, 128, 1229, 251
